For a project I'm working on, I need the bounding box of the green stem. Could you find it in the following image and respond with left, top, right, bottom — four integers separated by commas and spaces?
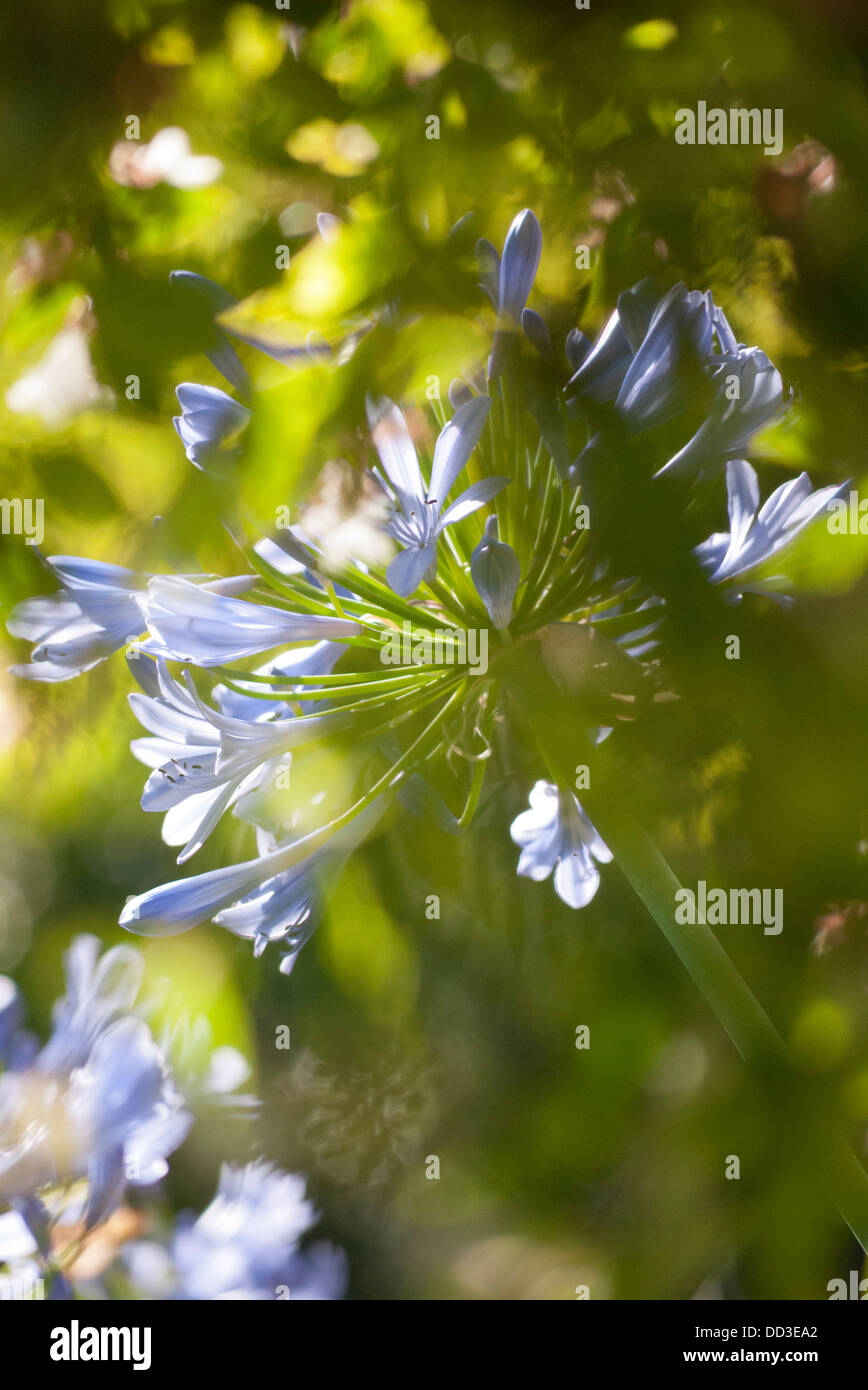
587, 807, 868, 1252
501, 650, 868, 1252
584, 810, 786, 1069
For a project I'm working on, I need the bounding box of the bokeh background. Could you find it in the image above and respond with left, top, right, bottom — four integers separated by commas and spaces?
1, 0, 867, 1298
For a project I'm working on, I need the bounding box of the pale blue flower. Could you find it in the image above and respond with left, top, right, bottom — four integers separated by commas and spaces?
0, 934, 260, 1251
7, 563, 258, 681
137, 575, 360, 665
565, 279, 660, 404
128, 642, 346, 861
130, 658, 241, 864
696, 458, 846, 600
125, 1160, 346, 1300
498, 209, 543, 322
0, 1016, 191, 1226
119, 852, 284, 939
510, 780, 612, 909
0, 935, 192, 1230
127, 656, 324, 861
613, 284, 715, 431
7, 558, 146, 681
567, 284, 790, 484
69, 1017, 191, 1225
659, 345, 786, 478
482, 209, 543, 378
369, 395, 503, 596
212, 836, 336, 976
10, 209, 847, 996
129, 647, 346, 863
37, 934, 144, 1075
173, 383, 251, 469
568, 280, 717, 444
471, 516, 520, 628
120, 803, 381, 974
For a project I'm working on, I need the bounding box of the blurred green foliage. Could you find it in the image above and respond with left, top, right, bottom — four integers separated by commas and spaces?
0, 0, 867, 1298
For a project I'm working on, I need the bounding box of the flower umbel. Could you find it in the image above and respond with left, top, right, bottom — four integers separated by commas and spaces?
7, 209, 843, 970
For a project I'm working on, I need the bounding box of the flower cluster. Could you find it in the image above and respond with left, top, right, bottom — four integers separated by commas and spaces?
8, 210, 843, 964
123, 1161, 345, 1300
0, 936, 341, 1299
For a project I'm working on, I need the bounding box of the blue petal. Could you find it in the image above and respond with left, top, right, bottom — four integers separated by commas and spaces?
385, 541, 437, 597
498, 209, 542, 321
521, 308, 554, 360
173, 383, 251, 468
119, 857, 276, 935
565, 328, 592, 372
366, 397, 424, 513
169, 270, 251, 396
724, 458, 760, 555
471, 522, 520, 629
615, 284, 713, 431
439, 476, 509, 528
140, 577, 359, 666
428, 396, 491, 506
48, 557, 141, 591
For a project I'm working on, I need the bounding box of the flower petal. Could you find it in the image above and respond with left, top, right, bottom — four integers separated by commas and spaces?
498, 209, 542, 321
385, 541, 437, 597
428, 396, 491, 506
438, 476, 509, 529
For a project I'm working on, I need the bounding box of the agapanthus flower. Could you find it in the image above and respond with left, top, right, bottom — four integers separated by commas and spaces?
0, 974, 188, 1243
36, 933, 144, 1075
119, 801, 382, 975
695, 458, 846, 600
480, 207, 543, 379
8, 563, 256, 682
0, 935, 254, 1281
471, 516, 520, 629
567, 280, 787, 481
7, 559, 147, 682
369, 393, 504, 596
128, 643, 343, 864
7, 209, 846, 956
510, 780, 613, 908
173, 383, 251, 469
124, 1160, 345, 1300
136, 576, 359, 665
661, 345, 786, 478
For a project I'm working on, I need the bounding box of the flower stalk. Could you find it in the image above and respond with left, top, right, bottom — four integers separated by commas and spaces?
502, 646, 868, 1252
